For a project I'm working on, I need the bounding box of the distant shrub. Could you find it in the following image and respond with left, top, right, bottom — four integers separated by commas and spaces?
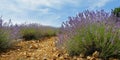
20, 28, 39, 40
57, 10, 120, 59
40, 26, 58, 37
20, 23, 58, 40
113, 7, 120, 17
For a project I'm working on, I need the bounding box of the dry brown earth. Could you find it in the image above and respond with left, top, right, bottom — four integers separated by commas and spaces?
0, 37, 118, 60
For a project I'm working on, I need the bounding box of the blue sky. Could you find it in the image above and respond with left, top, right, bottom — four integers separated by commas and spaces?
0, 0, 120, 27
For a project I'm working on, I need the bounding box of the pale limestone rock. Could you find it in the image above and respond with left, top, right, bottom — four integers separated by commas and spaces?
87, 56, 91, 60
92, 51, 99, 58
73, 56, 77, 60
30, 44, 38, 49
79, 53, 84, 58
59, 56, 64, 60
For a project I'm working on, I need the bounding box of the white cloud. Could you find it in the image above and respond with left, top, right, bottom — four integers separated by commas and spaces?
0, 0, 21, 13
0, 0, 82, 12
0, 0, 112, 27
88, 0, 111, 9
16, 0, 80, 9
0, 0, 112, 13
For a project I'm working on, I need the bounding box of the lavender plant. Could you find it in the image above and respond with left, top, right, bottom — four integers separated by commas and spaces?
0, 17, 58, 52
20, 23, 58, 40
57, 10, 120, 59
20, 24, 40, 40
0, 29, 10, 50
0, 18, 20, 52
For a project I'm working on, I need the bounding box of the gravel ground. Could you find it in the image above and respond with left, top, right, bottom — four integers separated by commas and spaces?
0, 37, 118, 60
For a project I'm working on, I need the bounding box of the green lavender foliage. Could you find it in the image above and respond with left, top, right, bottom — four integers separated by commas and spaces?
0, 18, 19, 52
0, 17, 58, 52
57, 10, 120, 59
66, 23, 120, 59
20, 23, 58, 40
20, 27, 39, 40
0, 29, 10, 50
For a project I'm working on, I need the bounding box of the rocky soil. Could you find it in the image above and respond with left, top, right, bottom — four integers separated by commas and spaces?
0, 37, 119, 60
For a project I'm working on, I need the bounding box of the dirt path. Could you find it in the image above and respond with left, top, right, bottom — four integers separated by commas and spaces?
1, 37, 114, 60
0, 37, 67, 60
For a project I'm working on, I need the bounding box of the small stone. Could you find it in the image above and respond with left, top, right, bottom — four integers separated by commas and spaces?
76, 58, 81, 60
26, 53, 31, 57
1, 55, 6, 57
52, 48, 57, 52
17, 49, 20, 51
30, 44, 38, 49
54, 51, 61, 57
64, 53, 69, 57
77, 58, 86, 60
63, 53, 70, 60
92, 51, 99, 58
23, 52, 27, 56
79, 53, 84, 58
43, 57, 47, 60
31, 41, 35, 43
59, 56, 64, 60
30, 57, 35, 60
73, 56, 77, 60
87, 56, 91, 60
61, 47, 65, 50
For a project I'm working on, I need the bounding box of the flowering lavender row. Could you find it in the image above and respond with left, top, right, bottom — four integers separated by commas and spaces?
57, 10, 120, 59
57, 10, 120, 45
0, 17, 20, 51
19, 23, 58, 40
0, 17, 58, 51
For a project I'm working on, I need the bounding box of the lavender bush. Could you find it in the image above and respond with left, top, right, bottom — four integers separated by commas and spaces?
57, 10, 120, 59
20, 24, 40, 40
20, 23, 58, 40
0, 17, 58, 52
0, 18, 20, 51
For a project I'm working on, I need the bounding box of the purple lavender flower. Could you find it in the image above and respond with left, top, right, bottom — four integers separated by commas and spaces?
57, 10, 120, 59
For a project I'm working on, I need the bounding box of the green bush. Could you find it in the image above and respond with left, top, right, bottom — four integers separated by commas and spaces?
113, 7, 120, 17
0, 29, 14, 51
65, 23, 120, 59
20, 25, 58, 40
58, 10, 120, 59
20, 28, 40, 40
41, 28, 58, 37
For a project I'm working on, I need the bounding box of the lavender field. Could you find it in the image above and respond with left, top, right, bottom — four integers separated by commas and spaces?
0, 0, 120, 60
0, 18, 58, 50
57, 10, 120, 60
0, 9, 120, 60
